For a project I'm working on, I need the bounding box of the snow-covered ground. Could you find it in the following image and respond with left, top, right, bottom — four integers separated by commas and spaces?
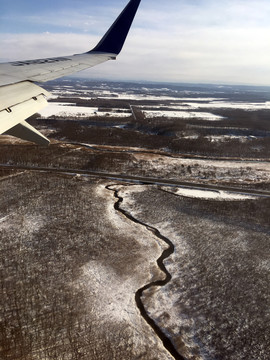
176, 101, 270, 110
39, 103, 131, 118
44, 86, 270, 121
40, 101, 223, 120
119, 184, 270, 360
143, 110, 223, 120
50, 88, 270, 110
205, 135, 259, 142
163, 187, 256, 200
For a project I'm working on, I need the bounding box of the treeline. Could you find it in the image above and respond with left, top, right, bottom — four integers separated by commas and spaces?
51, 120, 270, 159
0, 173, 100, 359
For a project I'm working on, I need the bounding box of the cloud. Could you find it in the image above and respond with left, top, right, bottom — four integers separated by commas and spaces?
1, 0, 270, 85
1, 24, 270, 86
138, 0, 270, 31
0, 2, 126, 34
0, 33, 99, 59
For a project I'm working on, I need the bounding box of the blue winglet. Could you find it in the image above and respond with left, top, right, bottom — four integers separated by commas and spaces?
88, 0, 141, 55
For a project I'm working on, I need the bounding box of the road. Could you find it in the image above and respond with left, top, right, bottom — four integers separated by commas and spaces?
1, 163, 270, 198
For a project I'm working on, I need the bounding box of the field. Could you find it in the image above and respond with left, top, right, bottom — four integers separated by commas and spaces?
0, 79, 269, 360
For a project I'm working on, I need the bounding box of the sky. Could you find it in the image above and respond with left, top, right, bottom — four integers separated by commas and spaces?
1, 0, 270, 86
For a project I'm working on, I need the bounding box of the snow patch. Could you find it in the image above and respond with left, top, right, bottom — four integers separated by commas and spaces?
81, 261, 138, 323
0, 214, 45, 232
143, 110, 223, 120
182, 101, 270, 110
164, 187, 256, 200
0, 215, 10, 224
39, 103, 131, 118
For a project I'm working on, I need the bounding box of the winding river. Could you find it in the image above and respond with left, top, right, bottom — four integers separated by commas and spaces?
106, 184, 184, 360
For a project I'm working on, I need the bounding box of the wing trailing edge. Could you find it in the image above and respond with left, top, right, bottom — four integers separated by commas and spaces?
0, 81, 50, 144
5, 121, 50, 146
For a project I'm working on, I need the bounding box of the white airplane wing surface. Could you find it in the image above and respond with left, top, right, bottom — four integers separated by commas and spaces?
0, 0, 141, 145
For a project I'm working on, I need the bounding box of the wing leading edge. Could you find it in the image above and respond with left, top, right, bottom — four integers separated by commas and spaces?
0, 0, 141, 145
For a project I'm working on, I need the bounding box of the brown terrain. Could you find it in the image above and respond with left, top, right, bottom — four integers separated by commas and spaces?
0, 81, 269, 359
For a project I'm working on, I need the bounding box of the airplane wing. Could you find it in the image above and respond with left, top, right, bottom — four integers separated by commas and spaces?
0, 0, 141, 145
